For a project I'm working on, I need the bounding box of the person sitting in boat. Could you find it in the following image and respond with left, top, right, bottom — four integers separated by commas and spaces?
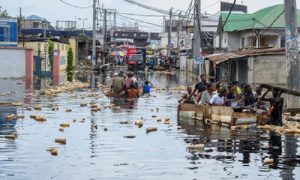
260, 89, 283, 126
199, 83, 216, 105
190, 74, 207, 103
255, 87, 267, 110
143, 81, 153, 94
125, 72, 138, 90
178, 87, 196, 104
239, 85, 256, 108
127, 84, 139, 98
209, 87, 227, 106
111, 73, 125, 94
225, 85, 238, 107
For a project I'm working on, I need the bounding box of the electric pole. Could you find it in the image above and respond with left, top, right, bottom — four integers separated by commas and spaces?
177, 12, 181, 49
167, 8, 173, 60
92, 0, 97, 68
103, 9, 107, 65
284, 0, 300, 108
193, 0, 201, 75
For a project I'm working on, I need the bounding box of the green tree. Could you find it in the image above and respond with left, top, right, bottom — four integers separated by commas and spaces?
0, 7, 10, 18
47, 40, 54, 72
66, 47, 75, 82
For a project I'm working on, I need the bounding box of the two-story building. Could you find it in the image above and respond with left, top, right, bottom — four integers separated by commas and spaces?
219, 4, 300, 51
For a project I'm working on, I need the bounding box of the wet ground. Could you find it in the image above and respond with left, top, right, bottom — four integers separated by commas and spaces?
0, 71, 300, 180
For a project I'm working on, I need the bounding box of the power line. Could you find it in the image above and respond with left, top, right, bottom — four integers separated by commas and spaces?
59, 0, 92, 9
123, 0, 169, 14
222, 0, 236, 32
116, 14, 163, 27
117, 12, 164, 17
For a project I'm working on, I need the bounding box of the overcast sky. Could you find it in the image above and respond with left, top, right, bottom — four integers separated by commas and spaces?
0, 0, 299, 32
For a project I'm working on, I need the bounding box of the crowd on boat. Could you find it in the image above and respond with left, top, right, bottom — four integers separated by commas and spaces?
179, 74, 284, 126
110, 71, 153, 98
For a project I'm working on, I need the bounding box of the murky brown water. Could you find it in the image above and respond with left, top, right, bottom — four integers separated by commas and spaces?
0, 71, 299, 180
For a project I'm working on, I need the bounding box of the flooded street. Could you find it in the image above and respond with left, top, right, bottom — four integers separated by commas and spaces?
0, 71, 300, 180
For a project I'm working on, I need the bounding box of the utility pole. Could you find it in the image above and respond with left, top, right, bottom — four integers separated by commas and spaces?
92, 0, 97, 68
167, 8, 173, 60
284, 0, 300, 108
103, 9, 107, 65
193, 0, 202, 75
177, 12, 181, 49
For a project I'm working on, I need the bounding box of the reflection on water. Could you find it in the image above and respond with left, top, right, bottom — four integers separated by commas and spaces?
0, 71, 299, 180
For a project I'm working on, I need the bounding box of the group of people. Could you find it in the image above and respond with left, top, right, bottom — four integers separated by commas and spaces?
111, 72, 152, 98
179, 74, 284, 126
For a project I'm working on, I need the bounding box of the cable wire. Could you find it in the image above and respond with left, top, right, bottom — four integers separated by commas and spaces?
59, 0, 92, 9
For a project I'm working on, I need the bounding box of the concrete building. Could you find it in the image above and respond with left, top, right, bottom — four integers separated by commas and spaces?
206, 48, 288, 87
18, 38, 71, 83
218, 5, 300, 51
22, 15, 50, 30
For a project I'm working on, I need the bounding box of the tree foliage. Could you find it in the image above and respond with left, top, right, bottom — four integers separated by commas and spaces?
0, 7, 10, 18
47, 40, 54, 71
66, 47, 75, 82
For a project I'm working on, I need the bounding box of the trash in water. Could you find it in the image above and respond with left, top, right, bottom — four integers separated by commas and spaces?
6, 114, 14, 120
5, 134, 17, 140
263, 158, 274, 165
124, 135, 136, 139
60, 123, 70, 128
66, 109, 72, 112
134, 119, 144, 127
187, 144, 205, 151
146, 127, 157, 133
55, 138, 66, 145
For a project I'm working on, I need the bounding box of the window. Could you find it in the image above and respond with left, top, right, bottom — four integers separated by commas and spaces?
241, 37, 245, 49
60, 56, 66, 65
33, 22, 39, 29
57, 44, 60, 50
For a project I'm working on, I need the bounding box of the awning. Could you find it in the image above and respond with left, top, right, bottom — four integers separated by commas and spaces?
206, 48, 285, 64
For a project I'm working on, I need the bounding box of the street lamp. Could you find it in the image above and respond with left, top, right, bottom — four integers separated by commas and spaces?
78, 18, 88, 34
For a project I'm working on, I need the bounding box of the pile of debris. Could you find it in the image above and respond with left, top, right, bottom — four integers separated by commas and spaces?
43, 82, 89, 96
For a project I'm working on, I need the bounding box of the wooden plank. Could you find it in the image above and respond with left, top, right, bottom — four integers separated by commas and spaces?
178, 103, 202, 112
260, 84, 300, 97
211, 106, 234, 116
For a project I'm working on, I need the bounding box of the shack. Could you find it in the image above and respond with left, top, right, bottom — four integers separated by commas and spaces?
205, 48, 287, 87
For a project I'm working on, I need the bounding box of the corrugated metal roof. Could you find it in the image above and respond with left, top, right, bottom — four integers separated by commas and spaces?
221, 5, 300, 32
206, 48, 285, 64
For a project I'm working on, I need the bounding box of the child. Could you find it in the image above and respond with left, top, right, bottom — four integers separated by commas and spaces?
209, 87, 227, 106
225, 85, 237, 107
143, 81, 153, 94
178, 87, 196, 104
127, 84, 139, 98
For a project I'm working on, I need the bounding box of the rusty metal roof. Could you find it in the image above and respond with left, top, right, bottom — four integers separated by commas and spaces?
206, 48, 285, 64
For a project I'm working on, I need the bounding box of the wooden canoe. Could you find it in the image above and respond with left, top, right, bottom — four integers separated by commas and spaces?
260, 84, 300, 97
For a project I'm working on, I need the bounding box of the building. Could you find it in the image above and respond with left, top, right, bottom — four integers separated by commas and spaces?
206, 48, 288, 87
56, 20, 77, 30
22, 15, 50, 30
18, 38, 71, 83
218, 4, 300, 51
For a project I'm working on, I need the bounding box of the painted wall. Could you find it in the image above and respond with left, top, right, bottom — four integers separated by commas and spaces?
0, 48, 26, 78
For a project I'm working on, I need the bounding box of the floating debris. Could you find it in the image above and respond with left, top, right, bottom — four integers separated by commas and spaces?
25, 107, 32, 111
44, 82, 89, 96
47, 148, 58, 156
146, 127, 157, 133
5, 134, 17, 140
6, 114, 14, 120
66, 109, 72, 112
119, 121, 129, 124
124, 135, 136, 139
35, 116, 46, 122
55, 138, 66, 145
263, 158, 274, 165
187, 144, 205, 151
134, 119, 144, 127
80, 103, 88, 107
59, 127, 64, 132
60, 123, 70, 128
12, 102, 22, 106
34, 105, 42, 111
164, 117, 171, 125
16, 115, 25, 119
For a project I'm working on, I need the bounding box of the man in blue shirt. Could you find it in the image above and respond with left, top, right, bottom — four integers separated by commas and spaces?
143, 81, 153, 94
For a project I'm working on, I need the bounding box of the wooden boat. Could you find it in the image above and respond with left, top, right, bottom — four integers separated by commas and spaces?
178, 103, 269, 126
105, 92, 126, 98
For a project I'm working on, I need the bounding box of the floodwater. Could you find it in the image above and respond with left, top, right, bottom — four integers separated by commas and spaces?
0, 71, 300, 180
